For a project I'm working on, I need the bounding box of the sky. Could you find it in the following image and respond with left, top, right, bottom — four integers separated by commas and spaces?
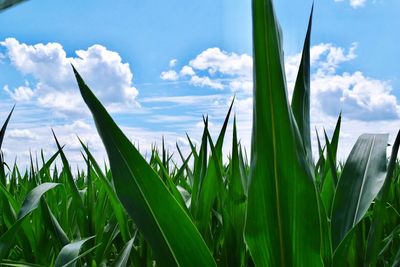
0, 0, 399, 168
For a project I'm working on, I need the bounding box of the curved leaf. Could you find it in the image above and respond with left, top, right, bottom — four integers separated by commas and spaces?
54, 237, 94, 267
73, 65, 216, 267
366, 130, 400, 265
331, 134, 388, 250
0, 183, 60, 258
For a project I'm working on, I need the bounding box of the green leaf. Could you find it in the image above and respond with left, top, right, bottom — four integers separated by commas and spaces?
330, 113, 342, 162
73, 65, 216, 267
0, 0, 26, 11
0, 183, 60, 258
222, 116, 246, 266
52, 131, 88, 237
365, 130, 400, 265
215, 97, 234, 158
331, 134, 388, 250
245, 0, 323, 265
291, 6, 313, 162
79, 139, 131, 242
0, 259, 44, 267
113, 237, 135, 267
0, 105, 14, 150
321, 130, 338, 215
17, 182, 60, 220
54, 236, 94, 267
40, 198, 70, 247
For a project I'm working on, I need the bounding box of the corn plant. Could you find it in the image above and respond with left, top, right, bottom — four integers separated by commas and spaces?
0, 0, 400, 266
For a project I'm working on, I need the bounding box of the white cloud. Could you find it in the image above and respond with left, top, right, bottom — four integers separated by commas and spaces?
282, 42, 399, 121
180, 66, 195, 76
312, 71, 398, 120
189, 47, 252, 77
160, 70, 179, 81
4, 84, 34, 102
7, 129, 37, 140
190, 75, 224, 89
161, 47, 252, 92
169, 59, 178, 68
160, 43, 399, 123
1, 38, 139, 115
229, 79, 253, 93
155, 43, 400, 161
141, 94, 225, 105
335, 0, 367, 8
2, 39, 399, 170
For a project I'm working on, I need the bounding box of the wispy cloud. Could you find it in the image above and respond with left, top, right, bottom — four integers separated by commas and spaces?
334, 0, 367, 9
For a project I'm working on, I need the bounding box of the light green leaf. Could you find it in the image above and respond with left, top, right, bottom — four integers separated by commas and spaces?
331, 134, 388, 250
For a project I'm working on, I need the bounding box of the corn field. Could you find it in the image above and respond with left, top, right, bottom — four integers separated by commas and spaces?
1, 0, 400, 266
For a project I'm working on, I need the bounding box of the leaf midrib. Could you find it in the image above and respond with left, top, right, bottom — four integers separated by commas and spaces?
262, 8, 285, 265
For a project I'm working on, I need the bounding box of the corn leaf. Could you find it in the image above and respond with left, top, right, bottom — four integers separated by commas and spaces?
245, 0, 323, 265
73, 65, 216, 267
365, 130, 400, 265
0, 105, 14, 150
291, 6, 313, 162
79, 139, 131, 242
113, 237, 135, 267
0, 0, 26, 11
0, 183, 60, 258
54, 236, 94, 267
331, 134, 388, 250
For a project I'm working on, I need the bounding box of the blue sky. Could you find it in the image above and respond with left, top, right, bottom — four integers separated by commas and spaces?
0, 0, 399, 166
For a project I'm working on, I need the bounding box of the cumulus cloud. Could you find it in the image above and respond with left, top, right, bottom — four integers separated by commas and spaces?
160, 70, 179, 81
312, 71, 398, 120
180, 66, 195, 76
1, 38, 139, 115
165, 43, 399, 122
334, 0, 367, 8
303, 43, 398, 121
160, 47, 253, 92
188, 47, 252, 76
